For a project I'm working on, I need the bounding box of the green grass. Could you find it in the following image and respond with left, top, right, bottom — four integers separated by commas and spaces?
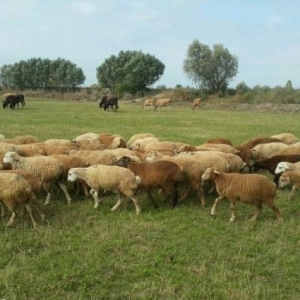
1, 98, 300, 299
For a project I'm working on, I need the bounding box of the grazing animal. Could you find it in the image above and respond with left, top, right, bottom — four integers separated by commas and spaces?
3, 94, 25, 109
68, 165, 141, 214
142, 98, 155, 110
3, 151, 72, 205
192, 98, 201, 110
114, 156, 184, 208
153, 98, 172, 111
99, 96, 119, 112
278, 171, 300, 200
0, 173, 43, 228
201, 167, 282, 222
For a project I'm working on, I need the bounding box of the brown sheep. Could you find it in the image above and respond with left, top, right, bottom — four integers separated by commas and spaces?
153, 98, 172, 111
201, 167, 282, 221
114, 156, 184, 208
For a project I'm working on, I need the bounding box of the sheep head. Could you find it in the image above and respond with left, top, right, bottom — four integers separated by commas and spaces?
201, 168, 221, 181
3, 151, 20, 164
274, 162, 289, 174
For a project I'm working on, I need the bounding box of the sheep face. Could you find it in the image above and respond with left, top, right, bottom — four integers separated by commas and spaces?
274, 162, 289, 174
67, 169, 79, 182
145, 151, 158, 162
278, 173, 291, 189
3, 151, 19, 164
201, 168, 220, 181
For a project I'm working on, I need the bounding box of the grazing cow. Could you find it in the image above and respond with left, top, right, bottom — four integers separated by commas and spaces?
3, 94, 25, 109
99, 96, 119, 112
142, 98, 155, 110
153, 98, 172, 112
192, 98, 201, 110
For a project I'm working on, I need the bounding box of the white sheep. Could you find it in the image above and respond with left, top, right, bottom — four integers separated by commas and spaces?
3, 151, 72, 205
0, 173, 44, 228
278, 170, 300, 200
201, 167, 283, 221
275, 161, 300, 175
68, 165, 141, 214
251, 142, 288, 160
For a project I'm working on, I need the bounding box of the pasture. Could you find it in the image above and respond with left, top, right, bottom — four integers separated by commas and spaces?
1, 98, 300, 299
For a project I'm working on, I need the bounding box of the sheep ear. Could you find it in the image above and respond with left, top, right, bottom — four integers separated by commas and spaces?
213, 169, 220, 175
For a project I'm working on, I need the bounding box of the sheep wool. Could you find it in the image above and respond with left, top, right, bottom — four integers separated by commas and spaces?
68, 165, 141, 214
201, 167, 282, 222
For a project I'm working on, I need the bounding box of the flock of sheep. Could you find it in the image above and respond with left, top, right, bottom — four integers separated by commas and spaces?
0, 131, 300, 229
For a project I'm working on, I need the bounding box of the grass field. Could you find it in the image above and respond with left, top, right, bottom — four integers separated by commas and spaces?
1, 98, 300, 300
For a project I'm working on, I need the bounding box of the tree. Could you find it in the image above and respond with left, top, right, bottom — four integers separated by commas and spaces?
183, 40, 238, 96
0, 58, 85, 91
96, 50, 165, 94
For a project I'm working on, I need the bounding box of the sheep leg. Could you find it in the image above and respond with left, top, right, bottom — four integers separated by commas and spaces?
249, 202, 263, 221
178, 185, 191, 202
130, 196, 142, 214
30, 200, 46, 221
111, 197, 124, 212
6, 211, 17, 228
265, 203, 283, 220
90, 189, 102, 209
44, 193, 51, 205
57, 182, 72, 204
289, 185, 297, 200
0, 203, 5, 217
146, 190, 159, 208
211, 196, 224, 216
229, 201, 236, 222
24, 204, 38, 229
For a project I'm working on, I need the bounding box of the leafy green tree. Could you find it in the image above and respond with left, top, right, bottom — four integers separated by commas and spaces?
0, 58, 85, 90
96, 50, 165, 94
183, 40, 238, 96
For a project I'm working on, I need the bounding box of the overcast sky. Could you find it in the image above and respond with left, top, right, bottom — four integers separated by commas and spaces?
1, 0, 299, 88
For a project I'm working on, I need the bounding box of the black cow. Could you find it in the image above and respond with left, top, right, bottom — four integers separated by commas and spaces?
99, 96, 119, 112
3, 94, 25, 109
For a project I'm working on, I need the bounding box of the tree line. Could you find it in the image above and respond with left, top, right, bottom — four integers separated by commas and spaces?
0, 39, 298, 102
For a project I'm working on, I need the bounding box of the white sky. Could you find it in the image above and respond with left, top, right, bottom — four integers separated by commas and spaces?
0, 0, 299, 88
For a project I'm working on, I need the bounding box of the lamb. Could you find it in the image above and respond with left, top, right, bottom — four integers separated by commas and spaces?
201, 167, 283, 221
278, 171, 300, 200
274, 142, 300, 155
0, 173, 44, 228
271, 133, 299, 145
67, 165, 141, 214
114, 156, 184, 208
3, 151, 72, 205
